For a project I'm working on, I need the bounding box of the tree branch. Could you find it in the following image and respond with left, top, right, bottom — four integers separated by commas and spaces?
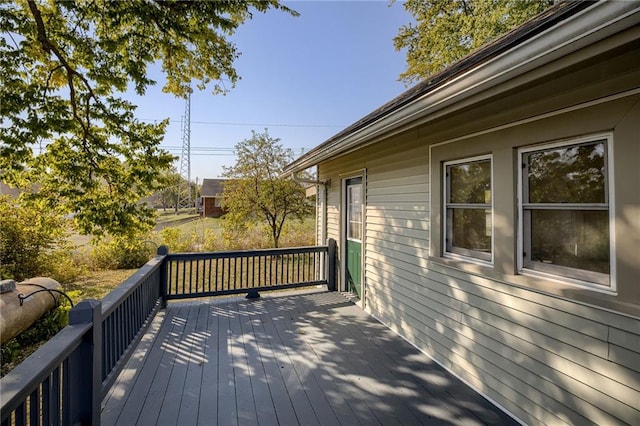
26, 0, 115, 174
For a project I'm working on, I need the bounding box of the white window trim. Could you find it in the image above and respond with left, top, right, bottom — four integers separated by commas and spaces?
443, 154, 494, 265
517, 133, 616, 293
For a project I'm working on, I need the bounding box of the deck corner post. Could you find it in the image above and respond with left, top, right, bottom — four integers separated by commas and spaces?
158, 246, 169, 308
68, 299, 102, 426
327, 238, 337, 291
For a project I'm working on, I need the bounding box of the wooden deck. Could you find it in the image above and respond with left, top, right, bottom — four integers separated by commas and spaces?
101, 289, 517, 425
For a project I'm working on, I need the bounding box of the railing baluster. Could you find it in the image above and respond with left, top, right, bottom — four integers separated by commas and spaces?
252, 255, 256, 288
234, 257, 238, 290
215, 258, 219, 292
43, 376, 50, 424
222, 257, 226, 291
285, 254, 289, 284
52, 365, 61, 426
15, 401, 25, 426
196, 258, 201, 293
180, 260, 185, 295
29, 383, 39, 424
62, 359, 70, 425
208, 258, 212, 292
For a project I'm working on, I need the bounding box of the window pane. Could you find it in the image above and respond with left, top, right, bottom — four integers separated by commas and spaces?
451, 209, 492, 253
349, 221, 361, 240
347, 184, 362, 240
530, 210, 609, 274
449, 160, 491, 204
527, 141, 606, 204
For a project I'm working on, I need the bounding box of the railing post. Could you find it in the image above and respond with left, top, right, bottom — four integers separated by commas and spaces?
158, 245, 169, 309
327, 238, 337, 291
68, 299, 102, 426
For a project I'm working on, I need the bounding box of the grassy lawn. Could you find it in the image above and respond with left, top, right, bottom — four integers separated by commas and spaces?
172, 216, 223, 233
63, 269, 137, 302
155, 210, 199, 224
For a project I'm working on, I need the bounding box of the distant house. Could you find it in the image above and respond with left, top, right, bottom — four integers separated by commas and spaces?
284, 2, 640, 425
199, 178, 226, 218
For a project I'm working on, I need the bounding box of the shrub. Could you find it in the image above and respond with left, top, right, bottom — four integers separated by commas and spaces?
202, 228, 223, 252
278, 218, 316, 247
43, 247, 86, 284
89, 234, 154, 270
0, 195, 67, 281
221, 221, 271, 250
159, 227, 199, 253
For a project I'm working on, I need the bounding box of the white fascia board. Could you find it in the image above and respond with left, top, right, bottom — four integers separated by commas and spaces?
287, 1, 640, 173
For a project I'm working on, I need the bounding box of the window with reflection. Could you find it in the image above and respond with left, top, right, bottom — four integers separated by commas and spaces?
520, 137, 610, 286
347, 182, 362, 241
444, 156, 492, 261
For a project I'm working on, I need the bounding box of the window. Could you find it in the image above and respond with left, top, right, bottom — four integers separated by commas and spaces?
347, 178, 362, 241
214, 197, 222, 208
444, 156, 492, 262
520, 136, 611, 286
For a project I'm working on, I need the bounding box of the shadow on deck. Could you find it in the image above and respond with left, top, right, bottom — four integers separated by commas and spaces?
102, 289, 517, 425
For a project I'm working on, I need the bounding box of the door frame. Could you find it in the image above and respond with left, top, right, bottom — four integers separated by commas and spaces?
340, 169, 366, 307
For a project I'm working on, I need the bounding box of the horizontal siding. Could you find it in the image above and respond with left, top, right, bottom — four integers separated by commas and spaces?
365, 282, 578, 425
318, 127, 640, 425
366, 258, 640, 424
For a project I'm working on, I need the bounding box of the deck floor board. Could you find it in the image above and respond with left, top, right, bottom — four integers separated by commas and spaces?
102, 289, 518, 425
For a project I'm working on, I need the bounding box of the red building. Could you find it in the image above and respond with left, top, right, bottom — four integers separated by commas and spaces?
198, 178, 226, 218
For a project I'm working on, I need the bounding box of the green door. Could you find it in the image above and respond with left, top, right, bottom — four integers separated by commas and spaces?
345, 178, 362, 299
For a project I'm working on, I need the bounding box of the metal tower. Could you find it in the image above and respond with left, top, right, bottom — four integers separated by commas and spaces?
177, 90, 192, 210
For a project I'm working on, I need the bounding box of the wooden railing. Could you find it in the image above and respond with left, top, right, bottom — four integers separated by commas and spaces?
0, 256, 165, 426
0, 241, 336, 425
164, 244, 333, 300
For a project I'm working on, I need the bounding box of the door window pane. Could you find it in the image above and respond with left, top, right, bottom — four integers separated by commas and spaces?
347, 183, 362, 241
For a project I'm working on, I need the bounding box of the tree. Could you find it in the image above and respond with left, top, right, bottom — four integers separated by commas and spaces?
0, 1, 297, 237
222, 130, 313, 248
157, 168, 182, 211
155, 168, 199, 212
394, 0, 552, 85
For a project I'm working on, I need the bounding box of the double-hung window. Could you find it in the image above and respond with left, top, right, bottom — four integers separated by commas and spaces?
444, 156, 492, 262
519, 136, 611, 287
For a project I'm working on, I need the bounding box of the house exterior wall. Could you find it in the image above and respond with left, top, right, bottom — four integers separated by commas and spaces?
317, 41, 639, 424
201, 197, 224, 218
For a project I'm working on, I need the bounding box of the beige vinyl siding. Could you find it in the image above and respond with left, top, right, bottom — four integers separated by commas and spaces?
318, 125, 640, 425
367, 261, 640, 425
318, 130, 429, 293
315, 34, 639, 425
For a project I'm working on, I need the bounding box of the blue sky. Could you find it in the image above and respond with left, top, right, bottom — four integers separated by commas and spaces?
128, 1, 412, 182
